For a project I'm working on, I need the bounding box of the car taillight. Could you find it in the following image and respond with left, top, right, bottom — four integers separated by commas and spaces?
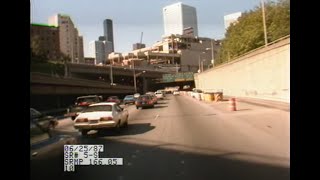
79, 102, 88, 106
148, 100, 153, 104
100, 117, 113, 121
76, 118, 88, 122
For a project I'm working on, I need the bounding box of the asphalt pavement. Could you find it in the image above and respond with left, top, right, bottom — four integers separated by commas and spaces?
31, 94, 290, 180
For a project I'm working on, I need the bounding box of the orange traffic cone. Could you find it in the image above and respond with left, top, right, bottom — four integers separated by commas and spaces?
229, 98, 237, 111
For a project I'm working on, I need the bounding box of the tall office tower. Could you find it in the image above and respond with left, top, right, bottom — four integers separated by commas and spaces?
48, 14, 84, 63
88, 41, 105, 65
163, 2, 198, 36
98, 36, 106, 41
224, 12, 242, 30
103, 41, 113, 59
103, 19, 114, 52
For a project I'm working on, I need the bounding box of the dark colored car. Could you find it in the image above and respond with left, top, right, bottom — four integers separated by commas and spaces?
75, 95, 103, 106
106, 96, 121, 104
30, 108, 58, 131
135, 95, 155, 109
65, 95, 103, 120
123, 95, 135, 105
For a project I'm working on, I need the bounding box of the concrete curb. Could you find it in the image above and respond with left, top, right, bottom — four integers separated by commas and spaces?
224, 96, 290, 112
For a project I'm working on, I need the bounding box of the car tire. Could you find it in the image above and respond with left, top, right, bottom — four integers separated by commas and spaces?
48, 122, 55, 130
136, 106, 139, 109
123, 120, 128, 128
81, 130, 89, 136
114, 122, 121, 133
71, 116, 76, 120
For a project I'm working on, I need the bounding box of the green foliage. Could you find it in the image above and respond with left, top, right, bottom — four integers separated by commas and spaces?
216, 0, 290, 65
31, 35, 71, 63
31, 35, 48, 63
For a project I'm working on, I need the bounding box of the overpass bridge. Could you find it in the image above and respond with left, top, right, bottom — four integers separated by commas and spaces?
66, 63, 167, 79
30, 64, 195, 110
30, 72, 135, 95
30, 72, 136, 111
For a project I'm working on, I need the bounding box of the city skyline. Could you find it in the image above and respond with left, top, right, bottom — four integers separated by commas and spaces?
31, 0, 261, 56
103, 19, 114, 52
163, 2, 198, 36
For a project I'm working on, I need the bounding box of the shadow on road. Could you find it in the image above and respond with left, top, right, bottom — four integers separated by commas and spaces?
31, 137, 290, 180
236, 108, 251, 111
136, 105, 168, 110
153, 105, 168, 109
86, 123, 156, 137
156, 101, 168, 105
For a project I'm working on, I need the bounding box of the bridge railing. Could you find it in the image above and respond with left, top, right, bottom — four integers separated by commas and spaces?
31, 72, 134, 90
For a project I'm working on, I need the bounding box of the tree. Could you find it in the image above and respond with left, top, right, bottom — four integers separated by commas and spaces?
216, 0, 290, 65
31, 35, 47, 62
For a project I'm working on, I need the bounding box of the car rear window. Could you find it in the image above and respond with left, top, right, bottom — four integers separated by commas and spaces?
82, 105, 112, 112
124, 95, 134, 99
138, 95, 151, 100
76, 97, 100, 103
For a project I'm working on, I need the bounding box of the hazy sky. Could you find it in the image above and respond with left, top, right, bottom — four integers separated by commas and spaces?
31, 0, 261, 56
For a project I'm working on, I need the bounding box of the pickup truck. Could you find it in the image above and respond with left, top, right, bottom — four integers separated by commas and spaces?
65, 95, 103, 120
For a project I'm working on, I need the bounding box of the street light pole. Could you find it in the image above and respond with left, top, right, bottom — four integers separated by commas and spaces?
133, 60, 145, 93
110, 59, 113, 85
198, 55, 201, 73
211, 40, 214, 67
133, 60, 137, 93
198, 52, 206, 73
261, 0, 268, 46
201, 60, 205, 72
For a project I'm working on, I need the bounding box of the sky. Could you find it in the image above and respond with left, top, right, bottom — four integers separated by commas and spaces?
31, 0, 261, 57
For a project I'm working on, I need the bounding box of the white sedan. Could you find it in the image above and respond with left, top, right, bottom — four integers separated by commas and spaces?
74, 102, 129, 135
173, 90, 180, 95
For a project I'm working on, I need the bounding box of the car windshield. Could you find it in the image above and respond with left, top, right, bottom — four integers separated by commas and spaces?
82, 105, 112, 112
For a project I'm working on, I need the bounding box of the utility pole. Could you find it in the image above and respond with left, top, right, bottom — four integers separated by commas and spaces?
261, 0, 268, 46
110, 59, 113, 85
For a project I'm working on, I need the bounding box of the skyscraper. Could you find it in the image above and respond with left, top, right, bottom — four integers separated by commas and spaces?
48, 14, 84, 63
88, 41, 105, 65
224, 12, 242, 30
103, 19, 114, 52
163, 2, 198, 36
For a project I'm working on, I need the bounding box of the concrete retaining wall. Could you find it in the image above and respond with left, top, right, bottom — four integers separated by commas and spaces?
194, 37, 290, 103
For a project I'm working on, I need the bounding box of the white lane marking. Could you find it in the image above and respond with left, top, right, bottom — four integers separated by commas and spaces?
154, 114, 159, 120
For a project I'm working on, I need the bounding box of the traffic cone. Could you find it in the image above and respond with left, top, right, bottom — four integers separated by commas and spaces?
229, 98, 237, 111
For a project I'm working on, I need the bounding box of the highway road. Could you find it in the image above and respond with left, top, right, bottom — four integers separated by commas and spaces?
31, 94, 290, 180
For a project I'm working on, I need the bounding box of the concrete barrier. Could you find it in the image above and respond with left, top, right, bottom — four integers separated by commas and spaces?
194, 37, 290, 103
